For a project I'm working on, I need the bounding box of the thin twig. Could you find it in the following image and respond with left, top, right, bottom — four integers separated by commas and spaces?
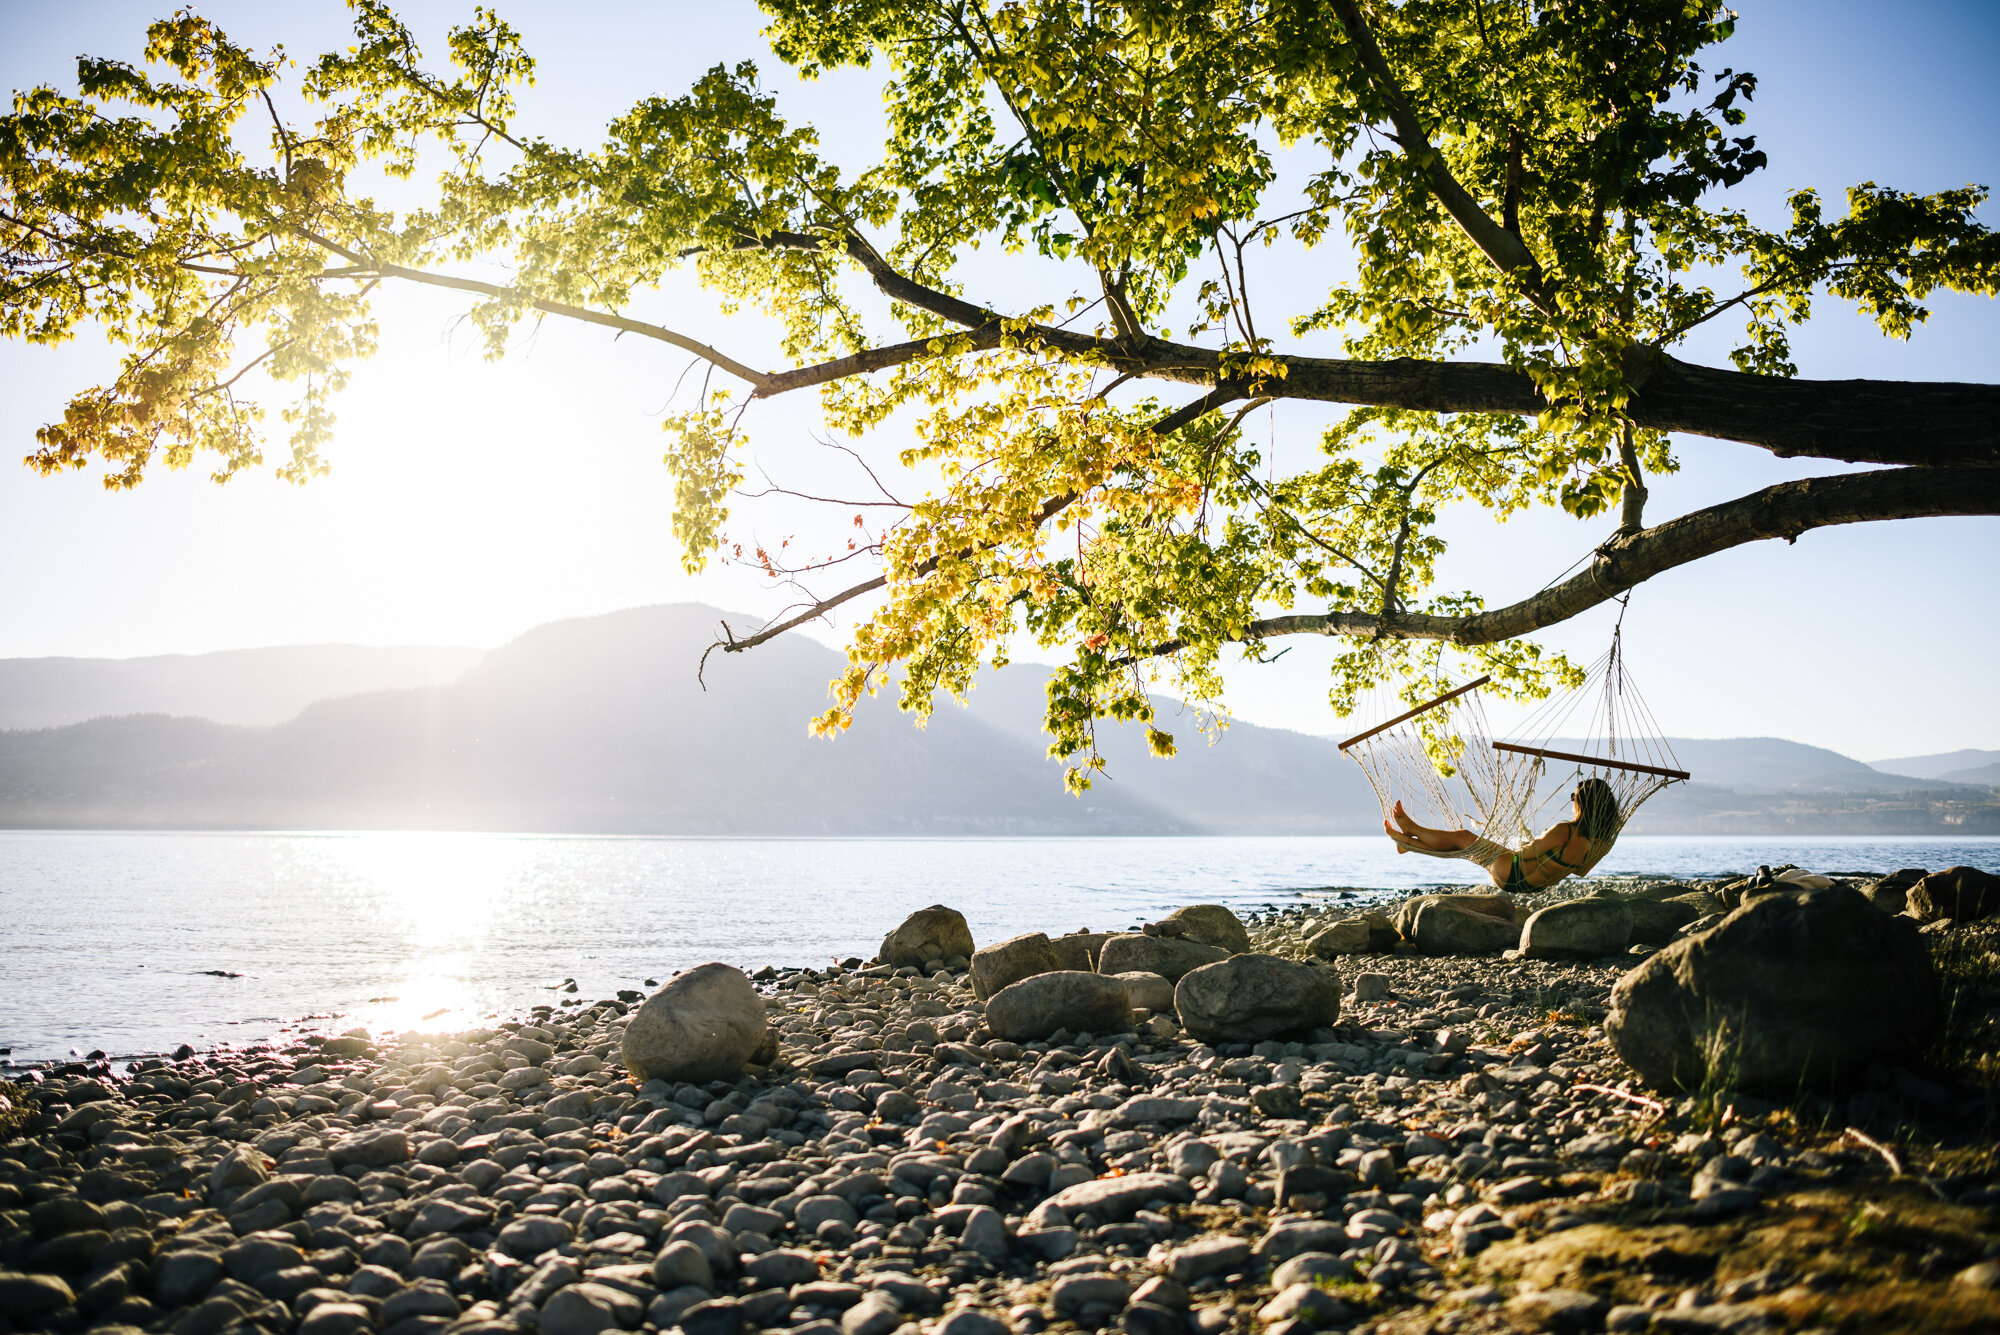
818, 438, 909, 506
736, 477, 911, 508
1573, 1082, 1666, 1116
1842, 1125, 1903, 1176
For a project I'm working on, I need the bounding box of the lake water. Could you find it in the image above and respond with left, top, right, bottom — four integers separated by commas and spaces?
3, 831, 1995, 1065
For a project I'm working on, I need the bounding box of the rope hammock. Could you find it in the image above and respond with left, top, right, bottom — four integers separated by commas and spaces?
1338, 626, 1689, 878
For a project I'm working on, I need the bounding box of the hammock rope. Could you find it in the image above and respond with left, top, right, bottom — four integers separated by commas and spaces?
1338, 627, 1689, 875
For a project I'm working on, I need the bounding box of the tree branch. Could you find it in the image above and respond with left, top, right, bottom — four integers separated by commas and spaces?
1137, 465, 2000, 655
293, 229, 772, 390
707, 576, 888, 662
748, 266, 1999, 465
755, 327, 1013, 397
1150, 382, 1250, 435
1327, 0, 1551, 309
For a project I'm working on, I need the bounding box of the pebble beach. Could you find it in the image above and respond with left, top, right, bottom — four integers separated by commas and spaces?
4, 876, 2000, 1335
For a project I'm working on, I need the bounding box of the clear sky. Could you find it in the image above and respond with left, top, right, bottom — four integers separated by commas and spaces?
0, 0, 1994, 763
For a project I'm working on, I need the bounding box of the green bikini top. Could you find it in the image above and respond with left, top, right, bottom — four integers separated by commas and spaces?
1527, 822, 1596, 878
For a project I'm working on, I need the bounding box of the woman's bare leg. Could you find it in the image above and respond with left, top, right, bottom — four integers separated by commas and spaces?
1391, 802, 1475, 847
1385, 801, 1477, 854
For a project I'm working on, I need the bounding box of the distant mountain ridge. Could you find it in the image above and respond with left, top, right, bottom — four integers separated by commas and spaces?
0, 604, 1992, 835
0, 644, 485, 730
1871, 748, 2000, 787
1597, 737, 1953, 795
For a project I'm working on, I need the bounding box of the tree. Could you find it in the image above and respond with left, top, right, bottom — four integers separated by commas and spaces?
3, 0, 1995, 785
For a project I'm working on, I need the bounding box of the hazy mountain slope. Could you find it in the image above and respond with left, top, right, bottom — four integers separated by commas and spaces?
0, 644, 486, 730
1871, 748, 2000, 782
1939, 763, 2000, 787
1605, 737, 1944, 793
0, 606, 1177, 834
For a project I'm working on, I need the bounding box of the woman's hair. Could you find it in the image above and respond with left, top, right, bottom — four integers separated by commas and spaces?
1573, 777, 1619, 841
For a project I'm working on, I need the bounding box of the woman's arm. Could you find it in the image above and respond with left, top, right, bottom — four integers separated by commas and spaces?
1518, 820, 1576, 862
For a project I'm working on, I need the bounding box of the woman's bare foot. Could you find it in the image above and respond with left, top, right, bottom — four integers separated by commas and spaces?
1386, 817, 1440, 852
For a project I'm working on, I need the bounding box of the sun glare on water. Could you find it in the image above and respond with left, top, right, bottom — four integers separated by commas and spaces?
303, 831, 527, 1040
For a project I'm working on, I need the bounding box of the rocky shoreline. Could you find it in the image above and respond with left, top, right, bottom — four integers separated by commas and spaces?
4, 871, 2000, 1335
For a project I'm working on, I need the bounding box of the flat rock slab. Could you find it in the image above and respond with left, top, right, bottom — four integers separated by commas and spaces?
329, 1128, 409, 1168
1047, 1172, 1194, 1219
807, 1051, 879, 1077
1111, 1096, 1203, 1126
984, 971, 1132, 1043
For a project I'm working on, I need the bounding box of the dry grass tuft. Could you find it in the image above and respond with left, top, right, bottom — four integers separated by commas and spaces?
1928, 924, 2000, 1117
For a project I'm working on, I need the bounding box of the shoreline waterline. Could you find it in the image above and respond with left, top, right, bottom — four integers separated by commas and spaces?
3, 831, 1995, 1066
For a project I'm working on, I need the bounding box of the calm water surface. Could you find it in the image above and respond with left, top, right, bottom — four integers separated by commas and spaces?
2, 831, 1994, 1064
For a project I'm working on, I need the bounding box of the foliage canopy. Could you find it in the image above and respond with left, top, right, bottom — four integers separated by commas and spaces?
3, 0, 1997, 783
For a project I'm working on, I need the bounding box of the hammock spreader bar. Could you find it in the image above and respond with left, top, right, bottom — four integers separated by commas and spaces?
1338, 675, 1492, 752
1491, 742, 1691, 782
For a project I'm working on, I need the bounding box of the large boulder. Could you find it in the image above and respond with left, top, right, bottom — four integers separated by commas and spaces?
1110, 971, 1175, 1013
1521, 895, 1632, 959
1862, 868, 1927, 916
1626, 896, 1703, 944
1048, 931, 1111, 972
1097, 934, 1230, 982
970, 932, 1061, 1000
1409, 902, 1519, 956
1666, 889, 1726, 919
1392, 893, 1525, 939
1175, 954, 1341, 1044
1154, 905, 1251, 954
1909, 867, 2000, 923
621, 963, 769, 1083
985, 972, 1133, 1042
1606, 886, 1938, 1094
879, 906, 976, 968
1307, 919, 1372, 957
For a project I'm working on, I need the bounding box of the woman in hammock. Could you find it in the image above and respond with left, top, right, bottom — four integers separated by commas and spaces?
1383, 777, 1620, 892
